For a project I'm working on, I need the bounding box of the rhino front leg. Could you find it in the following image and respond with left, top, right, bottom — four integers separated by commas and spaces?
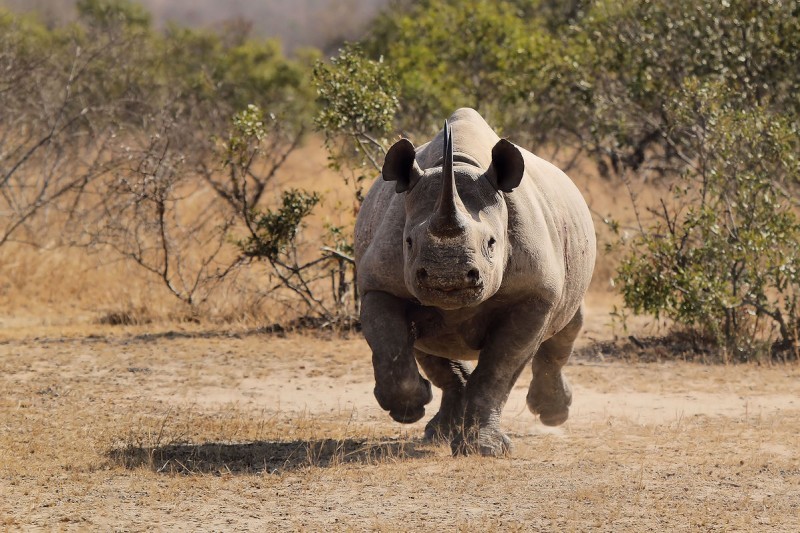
453, 311, 547, 457
361, 291, 432, 424
527, 306, 583, 426
415, 351, 471, 442
452, 353, 530, 457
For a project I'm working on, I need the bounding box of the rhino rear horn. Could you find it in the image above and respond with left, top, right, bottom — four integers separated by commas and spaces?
486, 138, 524, 192
383, 138, 423, 193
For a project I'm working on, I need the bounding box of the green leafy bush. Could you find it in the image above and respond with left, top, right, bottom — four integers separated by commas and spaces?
314, 43, 399, 136
238, 190, 321, 260
616, 81, 800, 360
570, 0, 800, 175
363, 0, 563, 140
313, 43, 400, 205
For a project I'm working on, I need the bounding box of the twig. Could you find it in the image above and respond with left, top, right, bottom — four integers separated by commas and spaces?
320, 246, 355, 264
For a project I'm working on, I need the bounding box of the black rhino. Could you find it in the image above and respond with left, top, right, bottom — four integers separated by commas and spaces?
354, 108, 596, 456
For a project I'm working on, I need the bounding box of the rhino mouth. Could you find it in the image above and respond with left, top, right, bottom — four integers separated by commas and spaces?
415, 284, 486, 308
418, 281, 483, 293
438, 285, 481, 294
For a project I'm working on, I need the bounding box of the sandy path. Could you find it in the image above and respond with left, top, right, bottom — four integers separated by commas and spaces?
1, 331, 799, 531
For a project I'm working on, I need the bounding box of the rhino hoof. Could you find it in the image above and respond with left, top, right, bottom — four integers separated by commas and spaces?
538, 408, 569, 426
527, 373, 572, 426
374, 377, 433, 424
423, 409, 464, 443
451, 430, 512, 457
389, 405, 426, 424
423, 425, 448, 443
424, 423, 455, 444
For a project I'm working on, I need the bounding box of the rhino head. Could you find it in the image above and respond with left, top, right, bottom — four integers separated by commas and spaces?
382, 120, 524, 310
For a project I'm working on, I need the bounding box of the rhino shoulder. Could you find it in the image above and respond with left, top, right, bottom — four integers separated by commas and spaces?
501, 149, 596, 312
354, 178, 411, 297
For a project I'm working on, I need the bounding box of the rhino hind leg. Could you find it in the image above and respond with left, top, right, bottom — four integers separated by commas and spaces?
415, 351, 471, 442
527, 306, 583, 426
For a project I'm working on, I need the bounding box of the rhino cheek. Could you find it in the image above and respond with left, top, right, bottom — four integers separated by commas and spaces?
404, 266, 418, 296
476, 261, 502, 301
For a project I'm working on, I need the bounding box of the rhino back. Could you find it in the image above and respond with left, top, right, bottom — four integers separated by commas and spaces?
416, 108, 500, 170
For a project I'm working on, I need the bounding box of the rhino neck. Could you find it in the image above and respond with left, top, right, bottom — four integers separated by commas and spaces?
429, 153, 482, 170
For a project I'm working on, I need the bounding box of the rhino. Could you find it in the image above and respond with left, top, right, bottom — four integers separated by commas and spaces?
354, 108, 596, 456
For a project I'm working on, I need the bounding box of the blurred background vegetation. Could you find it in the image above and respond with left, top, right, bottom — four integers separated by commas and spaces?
0, 0, 393, 53
0, 0, 798, 360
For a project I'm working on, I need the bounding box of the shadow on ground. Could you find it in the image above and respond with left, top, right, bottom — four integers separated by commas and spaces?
107, 438, 435, 474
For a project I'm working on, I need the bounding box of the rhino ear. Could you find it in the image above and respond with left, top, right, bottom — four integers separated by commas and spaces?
486, 138, 524, 192
383, 138, 423, 193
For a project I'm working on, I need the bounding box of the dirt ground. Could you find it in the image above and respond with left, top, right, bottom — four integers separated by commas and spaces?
1, 310, 799, 532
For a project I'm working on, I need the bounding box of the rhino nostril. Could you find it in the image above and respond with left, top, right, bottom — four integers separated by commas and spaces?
466, 268, 480, 285
417, 268, 429, 283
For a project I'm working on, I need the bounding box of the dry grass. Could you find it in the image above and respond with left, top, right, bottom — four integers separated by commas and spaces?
1, 329, 798, 530
0, 136, 358, 330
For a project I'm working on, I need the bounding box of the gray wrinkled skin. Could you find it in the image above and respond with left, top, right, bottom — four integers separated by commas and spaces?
355, 108, 596, 456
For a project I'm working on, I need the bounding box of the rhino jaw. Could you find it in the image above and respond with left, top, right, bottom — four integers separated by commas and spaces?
413, 285, 488, 310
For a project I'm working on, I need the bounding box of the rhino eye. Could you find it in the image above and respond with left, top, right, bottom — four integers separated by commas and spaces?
488, 237, 496, 249
406, 237, 413, 249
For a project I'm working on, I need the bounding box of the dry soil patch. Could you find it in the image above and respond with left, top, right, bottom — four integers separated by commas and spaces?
1, 331, 798, 531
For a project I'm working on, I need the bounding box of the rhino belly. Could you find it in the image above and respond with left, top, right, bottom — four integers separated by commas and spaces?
414, 334, 481, 361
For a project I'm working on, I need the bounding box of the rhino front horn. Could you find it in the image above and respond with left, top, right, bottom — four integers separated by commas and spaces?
430, 120, 468, 238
